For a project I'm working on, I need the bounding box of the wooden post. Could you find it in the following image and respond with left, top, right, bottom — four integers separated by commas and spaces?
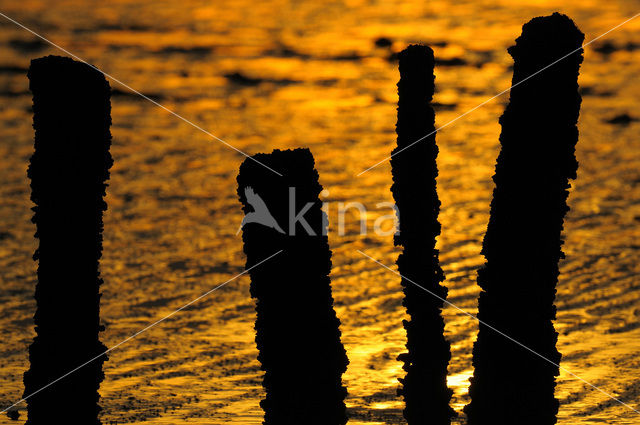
24, 55, 112, 425
391, 44, 455, 425
238, 148, 348, 425
465, 13, 584, 425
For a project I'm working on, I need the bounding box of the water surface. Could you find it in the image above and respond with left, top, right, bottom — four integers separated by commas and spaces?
1, 0, 639, 423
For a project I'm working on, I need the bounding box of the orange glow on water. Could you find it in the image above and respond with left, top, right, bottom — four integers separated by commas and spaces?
0, 0, 639, 424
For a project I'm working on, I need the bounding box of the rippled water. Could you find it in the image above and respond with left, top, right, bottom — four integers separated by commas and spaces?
1, 0, 639, 423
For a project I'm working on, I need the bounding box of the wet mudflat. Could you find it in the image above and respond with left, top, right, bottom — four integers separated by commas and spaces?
0, 1, 639, 423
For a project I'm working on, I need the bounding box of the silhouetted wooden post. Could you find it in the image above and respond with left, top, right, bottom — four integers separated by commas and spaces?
465, 13, 584, 425
390, 45, 455, 425
24, 56, 112, 425
238, 148, 348, 425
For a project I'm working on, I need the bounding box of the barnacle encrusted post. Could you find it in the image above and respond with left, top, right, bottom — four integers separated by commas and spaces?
465, 13, 584, 425
391, 44, 455, 425
238, 148, 348, 425
24, 56, 112, 425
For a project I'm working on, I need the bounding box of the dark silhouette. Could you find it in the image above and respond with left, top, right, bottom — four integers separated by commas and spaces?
237, 148, 349, 425
465, 13, 584, 425
23, 56, 112, 425
390, 45, 455, 425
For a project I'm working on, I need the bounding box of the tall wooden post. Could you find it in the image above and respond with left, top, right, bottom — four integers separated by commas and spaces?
391, 44, 455, 425
24, 55, 112, 425
465, 13, 584, 425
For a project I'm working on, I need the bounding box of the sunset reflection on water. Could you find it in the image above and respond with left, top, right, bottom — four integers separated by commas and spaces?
0, 0, 639, 423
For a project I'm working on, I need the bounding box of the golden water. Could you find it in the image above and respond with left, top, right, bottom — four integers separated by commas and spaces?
1, 0, 639, 423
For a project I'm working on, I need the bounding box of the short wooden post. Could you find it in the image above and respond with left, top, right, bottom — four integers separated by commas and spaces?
238, 148, 348, 425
